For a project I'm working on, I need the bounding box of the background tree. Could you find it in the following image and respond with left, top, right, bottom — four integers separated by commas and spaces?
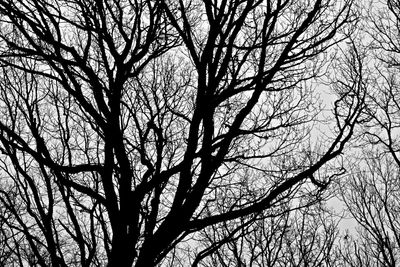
340, 154, 400, 266
191, 203, 343, 267
0, 0, 361, 266
338, 1, 400, 266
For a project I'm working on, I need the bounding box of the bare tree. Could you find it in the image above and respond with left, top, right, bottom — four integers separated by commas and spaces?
341, 154, 400, 266
0, 0, 362, 266
337, 1, 400, 266
191, 201, 343, 267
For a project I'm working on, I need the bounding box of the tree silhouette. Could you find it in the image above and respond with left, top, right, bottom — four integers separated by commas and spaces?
193, 203, 343, 267
0, 0, 362, 266
338, 1, 400, 265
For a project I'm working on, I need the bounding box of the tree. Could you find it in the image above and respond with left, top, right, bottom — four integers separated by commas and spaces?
192, 203, 343, 267
337, 1, 400, 266
0, 0, 361, 266
340, 154, 400, 266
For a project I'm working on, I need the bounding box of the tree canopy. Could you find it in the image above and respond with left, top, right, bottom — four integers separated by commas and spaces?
0, 0, 398, 266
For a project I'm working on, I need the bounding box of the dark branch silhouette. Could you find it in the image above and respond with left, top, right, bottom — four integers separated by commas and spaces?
0, 0, 363, 266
